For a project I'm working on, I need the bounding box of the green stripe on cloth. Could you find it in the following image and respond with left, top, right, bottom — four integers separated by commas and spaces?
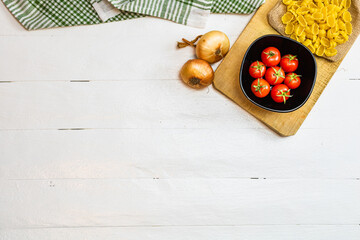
1, 0, 142, 30
108, 0, 213, 27
1, 0, 265, 30
212, 0, 265, 14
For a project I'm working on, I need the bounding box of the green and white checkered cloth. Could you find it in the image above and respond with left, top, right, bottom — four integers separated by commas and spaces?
2, 0, 265, 30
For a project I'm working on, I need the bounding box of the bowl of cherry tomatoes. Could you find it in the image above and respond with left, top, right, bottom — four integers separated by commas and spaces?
239, 35, 317, 113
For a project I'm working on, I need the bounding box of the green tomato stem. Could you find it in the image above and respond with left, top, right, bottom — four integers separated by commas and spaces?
251, 61, 265, 71
282, 55, 298, 61
264, 51, 276, 59
287, 73, 301, 84
272, 67, 285, 84
276, 89, 293, 104
253, 78, 266, 94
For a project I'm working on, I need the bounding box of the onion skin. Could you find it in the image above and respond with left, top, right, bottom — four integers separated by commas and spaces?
196, 31, 230, 64
180, 59, 214, 89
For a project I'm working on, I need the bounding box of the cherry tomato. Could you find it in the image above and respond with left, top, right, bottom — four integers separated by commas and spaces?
261, 47, 281, 67
284, 73, 301, 89
271, 84, 292, 103
280, 54, 299, 72
265, 66, 285, 85
251, 78, 270, 98
249, 61, 266, 78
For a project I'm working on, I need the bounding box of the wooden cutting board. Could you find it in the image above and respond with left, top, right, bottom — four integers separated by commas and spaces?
213, 0, 353, 136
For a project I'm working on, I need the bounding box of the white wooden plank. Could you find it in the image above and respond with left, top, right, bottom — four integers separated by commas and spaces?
0, 80, 359, 130
0, 35, 185, 81
0, 34, 228, 81
301, 69, 360, 129
0, 179, 359, 228
0, 80, 261, 130
0, 129, 359, 180
1, 225, 360, 240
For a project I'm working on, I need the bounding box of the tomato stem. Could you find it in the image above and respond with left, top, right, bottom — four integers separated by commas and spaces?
272, 67, 285, 84
282, 54, 298, 61
264, 51, 276, 59
288, 73, 301, 83
276, 89, 293, 104
253, 78, 266, 94
251, 61, 265, 71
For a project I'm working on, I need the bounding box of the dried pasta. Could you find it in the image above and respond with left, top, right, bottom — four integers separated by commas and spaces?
281, 0, 353, 57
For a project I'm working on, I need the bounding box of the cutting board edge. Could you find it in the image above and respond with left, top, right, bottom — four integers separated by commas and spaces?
212, 81, 298, 137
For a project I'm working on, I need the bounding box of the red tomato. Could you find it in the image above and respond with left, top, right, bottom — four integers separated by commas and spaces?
280, 54, 299, 72
261, 47, 281, 67
271, 84, 292, 103
265, 66, 285, 85
249, 61, 266, 78
251, 78, 270, 98
284, 73, 301, 89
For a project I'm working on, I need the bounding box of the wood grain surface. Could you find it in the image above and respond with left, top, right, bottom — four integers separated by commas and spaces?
213, 0, 358, 136
1, 2, 360, 240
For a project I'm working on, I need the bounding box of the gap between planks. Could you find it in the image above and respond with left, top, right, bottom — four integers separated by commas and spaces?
5, 224, 360, 230
3, 177, 360, 181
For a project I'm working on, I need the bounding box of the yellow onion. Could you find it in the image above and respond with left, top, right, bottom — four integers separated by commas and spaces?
195, 31, 230, 63
180, 59, 214, 89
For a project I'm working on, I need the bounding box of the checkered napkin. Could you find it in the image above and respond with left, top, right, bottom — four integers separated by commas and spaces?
2, 0, 265, 30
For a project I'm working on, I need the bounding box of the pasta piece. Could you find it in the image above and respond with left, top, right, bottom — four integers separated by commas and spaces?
327, 15, 336, 27
330, 40, 338, 48
307, 44, 316, 53
311, 23, 320, 35
295, 24, 305, 35
316, 45, 325, 56
312, 11, 323, 20
345, 0, 351, 9
325, 48, 337, 56
318, 29, 327, 37
285, 22, 295, 34
335, 34, 347, 43
305, 14, 315, 25
297, 6, 310, 14
319, 23, 330, 30
338, 19, 346, 30
298, 15, 308, 27
282, 12, 294, 24
283, 0, 293, 4
303, 39, 312, 46
342, 11, 352, 22
320, 37, 331, 47
345, 22, 353, 35
333, 0, 340, 6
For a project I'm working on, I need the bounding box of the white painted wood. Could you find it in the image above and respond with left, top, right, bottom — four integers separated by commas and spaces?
2, 226, 360, 240
0, 179, 359, 228
1, 1, 360, 239
0, 78, 359, 131
0, 81, 261, 130
0, 129, 359, 180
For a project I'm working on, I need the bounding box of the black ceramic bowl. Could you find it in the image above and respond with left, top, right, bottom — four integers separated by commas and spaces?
239, 35, 317, 113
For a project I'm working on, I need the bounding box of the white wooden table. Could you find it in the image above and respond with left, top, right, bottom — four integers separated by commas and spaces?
1, 4, 360, 239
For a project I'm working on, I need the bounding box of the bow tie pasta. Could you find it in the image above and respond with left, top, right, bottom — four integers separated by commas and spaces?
281, 0, 352, 57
